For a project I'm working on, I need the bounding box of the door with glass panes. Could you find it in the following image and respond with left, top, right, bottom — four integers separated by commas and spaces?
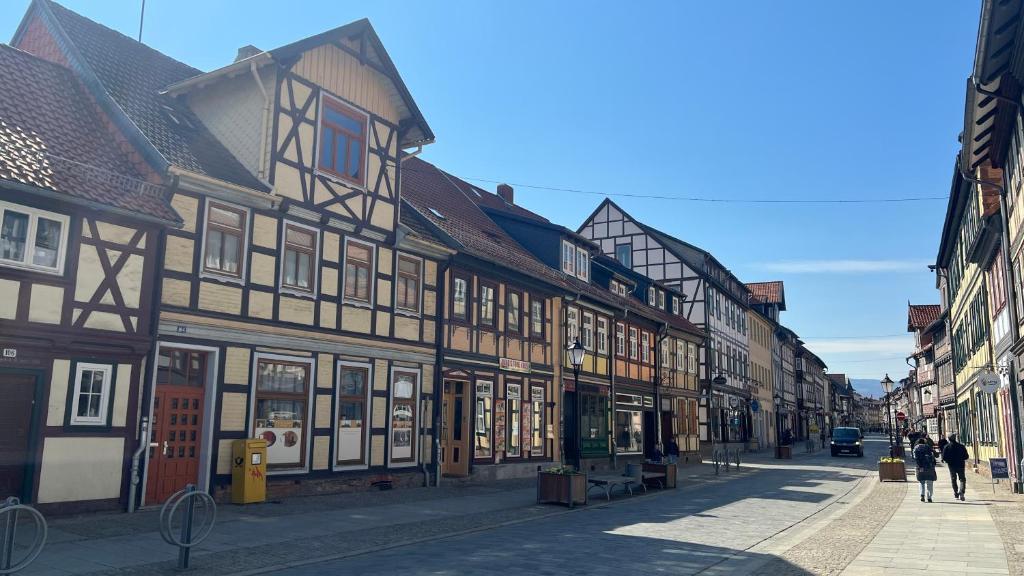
146, 348, 206, 504
441, 380, 470, 476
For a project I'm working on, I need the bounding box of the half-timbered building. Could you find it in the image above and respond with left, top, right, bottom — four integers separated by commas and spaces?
578, 199, 751, 449
13, 1, 449, 504
401, 158, 561, 479
0, 43, 180, 512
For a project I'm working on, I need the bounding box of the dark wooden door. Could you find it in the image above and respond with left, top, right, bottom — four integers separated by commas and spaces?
0, 373, 36, 499
441, 381, 469, 476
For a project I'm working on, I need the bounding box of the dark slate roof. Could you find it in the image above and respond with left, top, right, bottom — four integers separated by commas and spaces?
33, 1, 268, 192
0, 44, 178, 223
398, 202, 448, 250
907, 304, 941, 331
747, 281, 785, 308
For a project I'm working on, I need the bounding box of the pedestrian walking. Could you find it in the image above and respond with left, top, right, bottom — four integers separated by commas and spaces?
937, 436, 948, 461
665, 437, 680, 465
941, 433, 970, 501
913, 438, 937, 502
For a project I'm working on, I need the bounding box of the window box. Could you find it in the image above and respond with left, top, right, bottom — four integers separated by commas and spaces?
536, 469, 587, 508
878, 458, 907, 482
643, 462, 676, 489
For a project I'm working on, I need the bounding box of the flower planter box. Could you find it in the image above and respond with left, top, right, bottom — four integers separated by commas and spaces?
777, 445, 792, 459
536, 471, 587, 507
643, 462, 677, 489
878, 461, 907, 482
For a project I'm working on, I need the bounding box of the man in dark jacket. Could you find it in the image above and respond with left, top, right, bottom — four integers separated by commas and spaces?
941, 433, 970, 501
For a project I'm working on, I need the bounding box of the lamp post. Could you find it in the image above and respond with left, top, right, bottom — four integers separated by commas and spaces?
566, 339, 586, 472
712, 374, 727, 445
881, 374, 895, 457
773, 392, 782, 458
923, 387, 933, 437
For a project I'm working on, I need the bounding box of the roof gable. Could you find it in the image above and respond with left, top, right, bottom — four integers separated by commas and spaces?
907, 304, 941, 331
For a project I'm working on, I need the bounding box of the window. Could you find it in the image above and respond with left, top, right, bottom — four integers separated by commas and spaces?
629, 327, 639, 359
561, 241, 575, 275
641, 332, 650, 363
531, 386, 545, 453
581, 312, 594, 351
615, 395, 644, 454
281, 223, 317, 293
70, 362, 113, 425
648, 287, 656, 306
475, 381, 493, 458
507, 383, 522, 457
396, 255, 421, 313
0, 201, 68, 274
479, 284, 495, 326
575, 247, 589, 281
615, 244, 631, 267
157, 348, 207, 387
676, 341, 685, 370
318, 97, 367, 185
253, 357, 310, 470
343, 240, 373, 303
658, 291, 665, 310
616, 323, 625, 356
452, 276, 469, 321
203, 202, 247, 278
336, 364, 369, 466
567, 307, 579, 345
672, 297, 679, 315
597, 318, 608, 354
507, 291, 521, 334
530, 298, 544, 338
661, 339, 671, 368
390, 370, 419, 464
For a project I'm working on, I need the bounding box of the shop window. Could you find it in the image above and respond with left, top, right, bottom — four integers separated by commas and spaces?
390, 370, 419, 464
253, 357, 310, 470
281, 222, 318, 294
507, 383, 522, 457
475, 381, 493, 458
0, 201, 68, 274
507, 291, 521, 334
318, 96, 367, 185
581, 312, 594, 351
336, 364, 369, 466
615, 395, 644, 454
531, 385, 545, 454
452, 276, 469, 321
479, 283, 496, 326
203, 201, 247, 279
395, 254, 422, 313
530, 298, 544, 338
597, 318, 608, 355
581, 393, 609, 456
344, 239, 373, 304
70, 362, 113, 426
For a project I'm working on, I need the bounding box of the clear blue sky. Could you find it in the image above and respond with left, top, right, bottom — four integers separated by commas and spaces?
2, 1, 980, 392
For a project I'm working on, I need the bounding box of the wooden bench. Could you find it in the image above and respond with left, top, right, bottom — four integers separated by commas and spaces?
587, 474, 640, 500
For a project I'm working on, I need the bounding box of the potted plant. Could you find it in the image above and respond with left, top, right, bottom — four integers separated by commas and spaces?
878, 457, 907, 482
537, 466, 587, 507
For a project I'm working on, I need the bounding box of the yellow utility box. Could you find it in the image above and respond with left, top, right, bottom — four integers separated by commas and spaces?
231, 438, 268, 504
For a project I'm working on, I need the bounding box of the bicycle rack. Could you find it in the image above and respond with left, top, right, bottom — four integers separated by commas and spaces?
159, 484, 217, 570
0, 497, 47, 574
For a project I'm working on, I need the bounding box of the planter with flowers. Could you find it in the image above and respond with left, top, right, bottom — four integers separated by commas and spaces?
537, 466, 587, 507
878, 457, 907, 482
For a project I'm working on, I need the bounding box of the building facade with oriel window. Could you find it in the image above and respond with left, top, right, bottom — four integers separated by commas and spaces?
0, 43, 180, 512
13, 2, 452, 505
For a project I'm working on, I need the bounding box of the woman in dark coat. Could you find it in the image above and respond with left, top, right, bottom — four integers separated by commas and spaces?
913, 438, 938, 502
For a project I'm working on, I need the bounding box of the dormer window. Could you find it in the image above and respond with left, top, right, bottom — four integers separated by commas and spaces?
657, 291, 665, 310
575, 247, 589, 281
672, 296, 679, 315
318, 96, 367, 186
561, 240, 575, 275
648, 287, 656, 306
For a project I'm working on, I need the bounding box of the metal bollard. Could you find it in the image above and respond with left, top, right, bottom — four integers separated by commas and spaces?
0, 497, 47, 574
735, 450, 741, 469
159, 484, 217, 570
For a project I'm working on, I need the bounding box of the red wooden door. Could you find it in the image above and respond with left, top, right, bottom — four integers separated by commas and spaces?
0, 373, 35, 499
146, 348, 207, 504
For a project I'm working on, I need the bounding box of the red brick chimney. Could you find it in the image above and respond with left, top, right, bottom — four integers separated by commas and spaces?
497, 183, 514, 204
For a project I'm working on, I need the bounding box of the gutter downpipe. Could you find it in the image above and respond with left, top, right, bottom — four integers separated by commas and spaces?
655, 324, 669, 453
960, 164, 1024, 492
128, 417, 150, 513
250, 61, 272, 187
432, 257, 451, 488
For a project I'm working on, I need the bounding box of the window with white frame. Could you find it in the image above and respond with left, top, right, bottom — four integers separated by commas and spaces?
641, 332, 650, 363
70, 362, 113, 425
629, 327, 639, 359
615, 243, 631, 267
0, 201, 68, 274
672, 296, 679, 315
648, 287, 656, 306
561, 241, 575, 275
661, 339, 671, 368
676, 341, 685, 370
530, 298, 544, 338
575, 247, 589, 281
615, 322, 625, 356
687, 343, 697, 373
281, 222, 318, 294
581, 311, 594, 350
657, 291, 665, 310
530, 385, 545, 453
203, 201, 247, 278
597, 318, 608, 355
567, 307, 579, 345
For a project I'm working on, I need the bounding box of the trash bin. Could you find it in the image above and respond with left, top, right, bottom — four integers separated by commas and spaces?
778, 445, 792, 459
231, 438, 267, 504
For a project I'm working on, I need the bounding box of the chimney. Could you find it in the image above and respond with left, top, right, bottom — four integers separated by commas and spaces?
497, 183, 514, 204
235, 45, 262, 62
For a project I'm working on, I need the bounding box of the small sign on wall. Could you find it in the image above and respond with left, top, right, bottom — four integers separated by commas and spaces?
2, 348, 15, 359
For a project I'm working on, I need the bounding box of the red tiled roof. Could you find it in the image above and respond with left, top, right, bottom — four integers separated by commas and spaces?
907, 304, 941, 331
24, 1, 269, 192
0, 44, 178, 223
746, 281, 784, 306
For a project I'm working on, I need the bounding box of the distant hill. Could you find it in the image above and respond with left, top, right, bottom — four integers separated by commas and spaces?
851, 379, 883, 399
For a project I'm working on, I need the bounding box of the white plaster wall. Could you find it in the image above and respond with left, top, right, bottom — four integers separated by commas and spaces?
37, 437, 125, 503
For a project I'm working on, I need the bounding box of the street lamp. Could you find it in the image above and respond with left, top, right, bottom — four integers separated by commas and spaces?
712, 374, 726, 444
881, 374, 895, 457
565, 339, 586, 471
773, 392, 783, 458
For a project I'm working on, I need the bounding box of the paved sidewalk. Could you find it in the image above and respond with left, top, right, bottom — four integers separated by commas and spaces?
842, 475, 1010, 576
